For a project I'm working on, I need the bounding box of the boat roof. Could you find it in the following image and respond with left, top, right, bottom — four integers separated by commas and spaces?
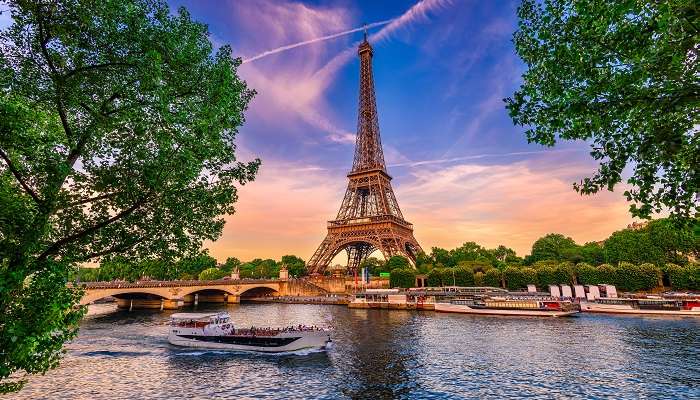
170, 312, 228, 320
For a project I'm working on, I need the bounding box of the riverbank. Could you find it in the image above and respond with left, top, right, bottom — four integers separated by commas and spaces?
246, 295, 351, 305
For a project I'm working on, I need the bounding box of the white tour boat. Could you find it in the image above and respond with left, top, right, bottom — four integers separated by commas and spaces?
581, 297, 700, 316
168, 312, 332, 353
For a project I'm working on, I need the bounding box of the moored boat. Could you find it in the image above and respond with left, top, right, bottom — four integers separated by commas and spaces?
435, 297, 579, 317
581, 297, 700, 316
168, 312, 332, 352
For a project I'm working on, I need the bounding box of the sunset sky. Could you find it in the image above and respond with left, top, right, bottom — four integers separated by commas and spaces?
167, 0, 640, 263
0, 1, 638, 263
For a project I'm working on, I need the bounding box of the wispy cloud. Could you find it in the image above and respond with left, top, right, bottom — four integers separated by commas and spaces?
389, 149, 579, 168
242, 19, 394, 64
313, 0, 452, 87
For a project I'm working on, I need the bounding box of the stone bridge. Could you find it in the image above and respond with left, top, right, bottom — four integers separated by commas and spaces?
78, 278, 330, 310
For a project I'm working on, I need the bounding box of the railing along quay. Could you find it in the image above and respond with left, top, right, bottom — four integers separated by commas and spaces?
73, 278, 283, 290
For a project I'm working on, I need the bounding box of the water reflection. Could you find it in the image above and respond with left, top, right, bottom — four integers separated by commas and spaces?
8, 304, 700, 399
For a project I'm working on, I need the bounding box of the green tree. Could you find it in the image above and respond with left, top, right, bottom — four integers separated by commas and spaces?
506, 0, 699, 220
528, 234, 579, 263
575, 263, 599, 285
483, 268, 503, 288
0, 0, 258, 391
281, 255, 306, 277
430, 247, 452, 267
580, 242, 605, 265
453, 267, 475, 286
220, 257, 241, 274
604, 228, 664, 265
359, 257, 384, 276
389, 268, 416, 289
198, 267, 226, 281
504, 266, 537, 290
427, 267, 451, 287
385, 256, 411, 272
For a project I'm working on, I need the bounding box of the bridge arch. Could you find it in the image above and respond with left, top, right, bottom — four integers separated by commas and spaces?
239, 285, 280, 299
80, 287, 172, 305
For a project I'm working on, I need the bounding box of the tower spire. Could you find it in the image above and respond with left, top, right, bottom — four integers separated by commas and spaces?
352, 36, 385, 173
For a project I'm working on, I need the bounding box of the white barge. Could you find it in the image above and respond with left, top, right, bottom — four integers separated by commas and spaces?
168, 312, 331, 353
435, 297, 579, 317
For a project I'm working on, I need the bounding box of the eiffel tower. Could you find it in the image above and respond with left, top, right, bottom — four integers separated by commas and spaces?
307, 34, 422, 275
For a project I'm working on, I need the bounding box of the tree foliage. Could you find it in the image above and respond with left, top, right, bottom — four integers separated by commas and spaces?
198, 267, 226, 281
507, 0, 699, 220
0, 0, 257, 391
528, 234, 579, 264
389, 268, 416, 289
280, 255, 306, 277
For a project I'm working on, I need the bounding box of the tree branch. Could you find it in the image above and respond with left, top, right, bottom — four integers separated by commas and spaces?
72, 235, 146, 262
60, 192, 120, 209
64, 62, 135, 79
37, 196, 149, 261
0, 148, 41, 205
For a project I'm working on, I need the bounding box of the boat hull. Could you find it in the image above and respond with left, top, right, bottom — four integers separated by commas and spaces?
581, 302, 700, 316
168, 331, 331, 353
434, 303, 578, 317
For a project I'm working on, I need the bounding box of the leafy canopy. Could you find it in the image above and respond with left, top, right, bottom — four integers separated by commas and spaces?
506, 0, 699, 220
0, 0, 257, 392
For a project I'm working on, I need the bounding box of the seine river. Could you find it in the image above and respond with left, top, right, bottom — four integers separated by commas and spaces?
9, 303, 700, 399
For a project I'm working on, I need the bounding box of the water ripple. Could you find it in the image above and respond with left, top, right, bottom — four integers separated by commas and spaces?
7, 303, 700, 400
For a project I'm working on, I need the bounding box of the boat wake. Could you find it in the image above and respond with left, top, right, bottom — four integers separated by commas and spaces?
170, 343, 332, 358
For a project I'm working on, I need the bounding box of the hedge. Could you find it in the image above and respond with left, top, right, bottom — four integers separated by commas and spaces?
389, 268, 416, 288
504, 266, 537, 290
667, 263, 699, 291
575, 263, 598, 285
484, 269, 502, 287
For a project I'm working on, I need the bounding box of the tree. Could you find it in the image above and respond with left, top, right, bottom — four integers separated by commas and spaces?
385, 256, 411, 272
0, 0, 258, 392
506, 0, 699, 220
528, 234, 579, 263
220, 257, 241, 274
198, 267, 226, 281
281, 255, 306, 277
359, 257, 384, 276
389, 268, 416, 289
484, 268, 503, 288
580, 242, 605, 265
430, 247, 452, 267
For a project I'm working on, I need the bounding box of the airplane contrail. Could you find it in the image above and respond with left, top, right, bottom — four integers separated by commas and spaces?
242, 19, 394, 64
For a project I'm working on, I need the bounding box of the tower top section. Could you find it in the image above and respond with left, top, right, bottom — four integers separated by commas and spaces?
351, 37, 385, 174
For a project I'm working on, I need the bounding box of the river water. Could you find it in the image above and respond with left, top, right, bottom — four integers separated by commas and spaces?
8, 303, 700, 399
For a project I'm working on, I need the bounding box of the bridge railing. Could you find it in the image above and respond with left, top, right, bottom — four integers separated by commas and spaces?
74, 278, 283, 290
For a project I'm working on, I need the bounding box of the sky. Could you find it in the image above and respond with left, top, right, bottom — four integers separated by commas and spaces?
1, 0, 638, 263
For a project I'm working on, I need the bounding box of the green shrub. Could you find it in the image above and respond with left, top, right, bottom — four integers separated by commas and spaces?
667, 263, 700, 290
453, 267, 475, 286
504, 267, 537, 290
484, 269, 502, 287
389, 268, 416, 289
427, 268, 450, 287
575, 263, 598, 285
602, 262, 662, 292
595, 264, 616, 285
198, 268, 226, 281
474, 271, 485, 286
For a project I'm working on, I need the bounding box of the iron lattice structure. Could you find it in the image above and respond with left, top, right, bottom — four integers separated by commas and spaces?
307, 37, 422, 275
